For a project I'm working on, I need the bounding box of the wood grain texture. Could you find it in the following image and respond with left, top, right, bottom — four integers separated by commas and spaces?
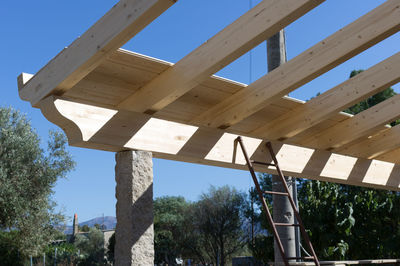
251, 52, 400, 140
338, 126, 400, 160
40, 96, 400, 191
303, 94, 400, 150
18, 0, 176, 107
117, 0, 324, 114
192, 0, 400, 129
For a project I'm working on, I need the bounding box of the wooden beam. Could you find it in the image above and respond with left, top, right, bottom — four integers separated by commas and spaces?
39, 96, 400, 191
301, 94, 400, 150
375, 148, 400, 164
18, 0, 176, 107
251, 52, 400, 140
117, 0, 324, 114
338, 126, 400, 160
192, 0, 400, 129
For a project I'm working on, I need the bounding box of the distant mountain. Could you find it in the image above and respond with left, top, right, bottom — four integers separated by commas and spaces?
64, 216, 116, 234
80, 216, 116, 229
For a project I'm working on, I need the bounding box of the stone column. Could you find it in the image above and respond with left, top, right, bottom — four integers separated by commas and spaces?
115, 150, 154, 266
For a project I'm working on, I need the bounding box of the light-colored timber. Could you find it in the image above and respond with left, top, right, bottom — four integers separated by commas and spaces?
117, 0, 324, 114
192, 0, 400, 129
252, 52, 400, 141
39, 96, 400, 191
18, 0, 176, 107
339, 125, 400, 160
302, 94, 400, 150
17, 0, 400, 191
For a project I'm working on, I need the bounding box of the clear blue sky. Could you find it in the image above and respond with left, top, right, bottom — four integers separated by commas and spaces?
1, 0, 399, 223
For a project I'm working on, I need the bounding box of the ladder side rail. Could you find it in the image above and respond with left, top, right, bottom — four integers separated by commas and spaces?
265, 142, 320, 266
235, 137, 289, 266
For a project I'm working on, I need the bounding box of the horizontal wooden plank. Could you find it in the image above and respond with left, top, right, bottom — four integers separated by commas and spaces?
39, 96, 400, 191
299, 93, 400, 150
117, 0, 324, 114
192, 0, 400, 129
18, 0, 176, 107
338, 125, 400, 160
252, 52, 400, 140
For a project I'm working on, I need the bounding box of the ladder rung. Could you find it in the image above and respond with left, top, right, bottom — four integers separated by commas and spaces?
286, 256, 315, 260
264, 191, 288, 196
274, 223, 300, 226
250, 160, 275, 167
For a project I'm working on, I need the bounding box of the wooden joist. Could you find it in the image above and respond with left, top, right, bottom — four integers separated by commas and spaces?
339, 126, 400, 160
18, 0, 176, 107
251, 52, 400, 140
117, 0, 324, 114
39, 96, 400, 191
192, 0, 400, 129
376, 148, 400, 164
302, 94, 400, 150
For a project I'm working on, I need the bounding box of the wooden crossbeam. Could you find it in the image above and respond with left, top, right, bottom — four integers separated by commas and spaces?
339, 126, 400, 160
117, 0, 324, 114
38, 96, 400, 191
376, 148, 400, 164
18, 0, 176, 107
251, 53, 400, 140
301, 94, 400, 150
192, 0, 400, 129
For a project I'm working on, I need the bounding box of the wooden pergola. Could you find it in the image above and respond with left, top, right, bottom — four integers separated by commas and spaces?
18, 0, 400, 191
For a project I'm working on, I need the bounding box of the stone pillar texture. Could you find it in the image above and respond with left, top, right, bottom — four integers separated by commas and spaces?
115, 150, 154, 266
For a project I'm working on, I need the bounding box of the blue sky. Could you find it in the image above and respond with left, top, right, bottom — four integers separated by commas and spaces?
1, 0, 399, 223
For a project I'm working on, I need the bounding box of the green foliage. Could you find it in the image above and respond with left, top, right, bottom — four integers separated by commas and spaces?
154, 196, 190, 264
154, 187, 248, 265
298, 180, 353, 259
243, 174, 275, 262
344, 70, 397, 120
298, 180, 400, 260
80, 224, 90, 232
192, 185, 247, 266
248, 235, 274, 265
45, 242, 79, 265
0, 231, 23, 266
0, 107, 75, 258
106, 232, 115, 264
74, 227, 106, 265
292, 70, 400, 260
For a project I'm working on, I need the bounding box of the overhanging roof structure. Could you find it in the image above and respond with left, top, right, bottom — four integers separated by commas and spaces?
18, 0, 400, 190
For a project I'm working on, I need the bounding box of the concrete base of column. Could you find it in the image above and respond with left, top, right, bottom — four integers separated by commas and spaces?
115, 150, 154, 266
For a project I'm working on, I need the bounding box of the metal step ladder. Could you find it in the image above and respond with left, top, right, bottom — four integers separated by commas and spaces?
233, 136, 320, 266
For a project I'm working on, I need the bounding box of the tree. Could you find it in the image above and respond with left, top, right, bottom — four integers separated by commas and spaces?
45, 242, 79, 265
154, 196, 190, 264
296, 69, 400, 260
80, 224, 90, 232
74, 227, 106, 265
344, 70, 397, 116
106, 232, 115, 264
0, 107, 75, 258
192, 186, 247, 266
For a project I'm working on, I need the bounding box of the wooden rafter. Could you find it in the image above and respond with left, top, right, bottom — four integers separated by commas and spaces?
16, 0, 400, 191
376, 148, 400, 164
39, 96, 400, 191
302, 94, 400, 150
192, 0, 400, 129
18, 0, 176, 107
252, 52, 400, 140
117, 0, 324, 114
339, 126, 400, 160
